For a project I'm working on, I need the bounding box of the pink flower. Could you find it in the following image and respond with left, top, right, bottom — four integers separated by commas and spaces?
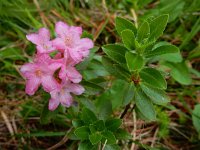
20, 54, 62, 95
48, 81, 85, 111
26, 28, 55, 54
57, 51, 82, 83
52, 21, 94, 63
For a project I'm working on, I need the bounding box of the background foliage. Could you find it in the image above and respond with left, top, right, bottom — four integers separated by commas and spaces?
0, 0, 200, 149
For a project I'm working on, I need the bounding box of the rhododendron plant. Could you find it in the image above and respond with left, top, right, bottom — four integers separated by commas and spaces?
20, 21, 93, 111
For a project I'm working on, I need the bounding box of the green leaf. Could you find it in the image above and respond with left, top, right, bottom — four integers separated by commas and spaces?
96, 93, 112, 120
140, 67, 167, 89
108, 80, 132, 109
102, 44, 128, 64
40, 102, 58, 125
115, 17, 137, 36
122, 83, 135, 106
90, 120, 105, 132
135, 88, 156, 121
81, 108, 97, 125
114, 128, 132, 140
102, 131, 117, 144
72, 119, 84, 128
113, 64, 131, 80
121, 29, 135, 50
102, 56, 128, 80
140, 83, 169, 105
105, 119, 122, 132
137, 21, 150, 43
163, 61, 192, 85
78, 141, 96, 150
192, 104, 200, 134
148, 14, 169, 42
104, 144, 121, 150
145, 44, 179, 58
74, 126, 90, 140
89, 133, 102, 145
125, 52, 144, 71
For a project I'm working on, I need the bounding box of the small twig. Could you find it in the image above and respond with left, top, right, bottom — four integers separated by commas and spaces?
131, 110, 137, 150
120, 104, 131, 119
1, 111, 14, 136
130, 9, 138, 28
102, 139, 107, 150
33, 0, 48, 27
47, 128, 72, 150
151, 127, 159, 147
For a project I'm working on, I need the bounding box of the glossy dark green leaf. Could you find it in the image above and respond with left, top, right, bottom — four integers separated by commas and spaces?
140, 68, 167, 89
104, 144, 121, 150
122, 29, 135, 50
81, 108, 97, 125
145, 44, 179, 58
125, 52, 144, 71
137, 21, 150, 43
114, 128, 132, 140
148, 14, 169, 42
89, 120, 105, 132
96, 93, 112, 120
105, 119, 122, 132
89, 132, 102, 145
135, 88, 156, 121
78, 141, 97, 150
72, 119, 84, 128
102, 56, 125, 80
102, 44, 128, 64
74, 126, 90, 140
122, 83, 135, 106
102, 130, 117, 144
140, 83, 169, 105
115, 17, 137, 36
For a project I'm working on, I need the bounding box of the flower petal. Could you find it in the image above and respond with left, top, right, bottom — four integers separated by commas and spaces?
70, 26, 82, 36
69, 83, 85, 95
55, 21, 69, 38
25, 77, 41, 95
60, 91, 73, 107
26, 33, 40, 45
77, 38, 94, 50
66, 66, 82, 83
38, 28, 50, 42
20, 63, 36, 78
52, 38, 66, 51
41, 75, 59, 92
48, 98, 60, 111
48, 62, 62, 71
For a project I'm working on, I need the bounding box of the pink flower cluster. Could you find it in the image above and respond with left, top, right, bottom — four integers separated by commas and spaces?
20, 21, 93, 111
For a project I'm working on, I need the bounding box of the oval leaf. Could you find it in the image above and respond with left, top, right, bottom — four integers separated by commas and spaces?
115, 17, 137, 36
137, 21, 150, 43
102, 44, 128, 64
122, 29, 136, 50
148, 14, 169, 42
125, 52, 144, 71
89, 133, 102, 145
140, 83, 169, 105
146, 44, 179, 58
135, 88, 156, 121
74, 126, 90, 140
140, 68, 167, 89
